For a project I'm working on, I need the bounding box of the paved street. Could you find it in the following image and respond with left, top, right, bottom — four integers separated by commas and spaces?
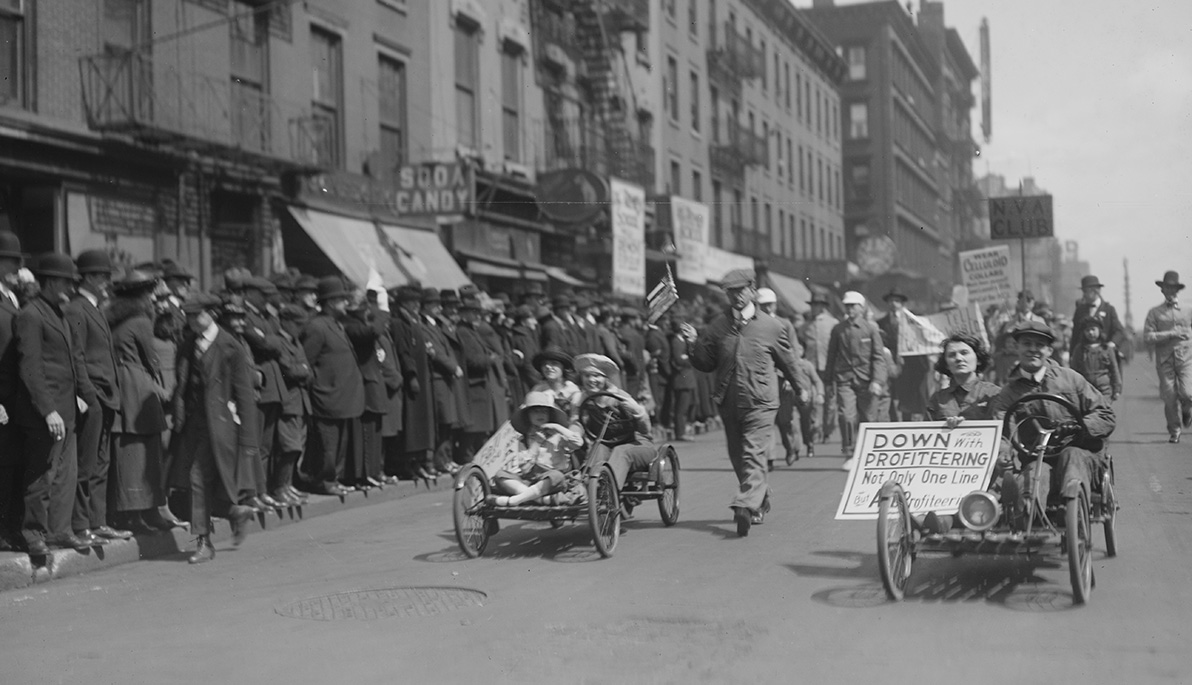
2, 362, 1190, 684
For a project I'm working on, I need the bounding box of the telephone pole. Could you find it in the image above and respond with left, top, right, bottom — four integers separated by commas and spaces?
1123, 258, 1133, 330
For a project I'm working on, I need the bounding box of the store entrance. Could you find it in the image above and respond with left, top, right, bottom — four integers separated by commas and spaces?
0, 182, 60, 254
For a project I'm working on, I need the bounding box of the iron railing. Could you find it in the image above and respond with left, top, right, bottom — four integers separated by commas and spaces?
534, 116, 655, 190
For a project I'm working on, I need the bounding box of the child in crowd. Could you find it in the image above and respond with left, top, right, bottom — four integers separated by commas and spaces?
1071, 320, 1121, 401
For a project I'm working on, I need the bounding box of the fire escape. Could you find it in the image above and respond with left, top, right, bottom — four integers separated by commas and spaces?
533, 0, 653, 191
707, 21, 767, 186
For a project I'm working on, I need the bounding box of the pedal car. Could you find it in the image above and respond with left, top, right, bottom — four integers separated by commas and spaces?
452, 391, 680, 559
876, 393, 1118, 604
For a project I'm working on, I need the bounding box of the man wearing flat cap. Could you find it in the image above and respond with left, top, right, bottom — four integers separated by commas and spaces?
990, 320, 1115, 510
1070, 275, 1125, 372
10, 254, 100, 554
1143, 270, 1192, 442
65, 250, 129, 544
690, 268, 807, 537
826, 291, 889, 470
799, 292, 839, 446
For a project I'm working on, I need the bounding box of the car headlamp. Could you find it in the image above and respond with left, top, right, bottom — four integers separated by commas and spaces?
957, 491, 1000, 532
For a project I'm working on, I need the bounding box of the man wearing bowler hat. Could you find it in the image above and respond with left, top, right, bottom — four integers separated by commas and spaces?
11, 253, 99, 554
1070, 274, 1125, 369
0, 232, 25, 549
1143, 271, 1192, 443
65, 250, 131, 543
298, 277, 364, 495
690, 269, 806, 537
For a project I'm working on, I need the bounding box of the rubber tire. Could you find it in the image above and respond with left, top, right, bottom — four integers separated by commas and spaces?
877, 484, 914, 601
588, 465, 620, 558
453, 466, 491, 558
1102, 471, 1117, 558
657, 446, 681, 526
1066, 491, 1093, 604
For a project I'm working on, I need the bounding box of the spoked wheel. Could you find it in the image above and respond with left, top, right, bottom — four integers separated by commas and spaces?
1101, 468, 1117, 558
876, 482, 915, 601
1066, 490, 1093, 604
588, 465, 620, 558
656, 446, 681, 526
453, 465, 491, 558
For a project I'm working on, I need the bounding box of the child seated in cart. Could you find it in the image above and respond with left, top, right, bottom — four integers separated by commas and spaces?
486, 391, 584, 507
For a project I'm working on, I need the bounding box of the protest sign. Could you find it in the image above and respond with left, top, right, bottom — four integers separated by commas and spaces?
835, 421, 1002, 520
960, 245, 1014, 310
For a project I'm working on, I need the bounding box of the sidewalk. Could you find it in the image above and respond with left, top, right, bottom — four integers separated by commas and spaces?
0, 477, 450, 593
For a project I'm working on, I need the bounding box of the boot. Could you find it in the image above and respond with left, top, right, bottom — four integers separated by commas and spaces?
188, 536, 214, 564
228, 505, 254, 547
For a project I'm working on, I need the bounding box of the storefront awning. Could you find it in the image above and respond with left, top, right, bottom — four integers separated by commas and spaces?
286, 206, 408, 287
767, 271, 814, 314
457, 249, 548, 282
377, 223, 472, 290
544, 266, 587, 287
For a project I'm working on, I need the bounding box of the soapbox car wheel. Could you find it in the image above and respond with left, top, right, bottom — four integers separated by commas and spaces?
876, 481, 915, 601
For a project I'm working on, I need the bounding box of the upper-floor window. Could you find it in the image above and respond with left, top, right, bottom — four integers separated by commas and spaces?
784, 62, 791, 110
454, 18, 480, 150
847, 45, 866, 80
501, 45, 522, 161
1, 0, 30, 107
690, 70, 700, 132
709, 85, 720, 143
665, 56, 679, 121
759, 39, 766, 91
378, 54, 407, 172
692, 169, 702, 201
670, 160, 682, 195
849, 102, 869, 138
688, 0, 698, 36
230, 2, 270, 152
664, 0, 676, 20
310, 26, 343, 168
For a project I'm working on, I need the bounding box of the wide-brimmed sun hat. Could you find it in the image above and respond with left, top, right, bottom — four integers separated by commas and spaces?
511, 391, 570, 436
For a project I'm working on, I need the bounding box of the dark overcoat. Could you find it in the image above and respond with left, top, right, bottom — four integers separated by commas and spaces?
109, 306, 167, 435
301, 313, 365, 419
12, 295, 97, 429
64, 293, 120, 411
457, 320, 507, 434
390, 308, 433, 452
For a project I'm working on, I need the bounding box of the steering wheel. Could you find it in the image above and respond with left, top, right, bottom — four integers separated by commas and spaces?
578, 391, 638, 447
1002, 393, 1087, 460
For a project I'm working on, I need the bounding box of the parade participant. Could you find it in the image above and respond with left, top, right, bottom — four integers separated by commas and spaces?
0, 232, 23, 550
793, 353, 824, 460
1072, 320, 1121, 402
64, 250, 125, 546
300, 277, 365, 496
877, 288, 932, 421
572, 354, 655, 496
825, 291, 888, 471
1142, 271, 1192, 443
666, 317, 696, 442
169, 293, 257, 564
757, 287, 807, 467
799, 293, 838, 444
388, 286, 435, 481
10, 253, 98, 554
273, 305, 312, 504
107, 271, 174, 533
1070, 275, 1125, 365
486, 391, 582, 507
529, 348, 581, 417
690, 270, 805, 537
990, 320, 1115, 511
992, 290, 1043, 383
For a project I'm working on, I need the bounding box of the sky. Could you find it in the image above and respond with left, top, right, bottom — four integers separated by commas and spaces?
812, 0, 1192, 326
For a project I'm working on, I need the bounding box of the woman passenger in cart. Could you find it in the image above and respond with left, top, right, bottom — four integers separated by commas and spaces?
920, 333, 1005, 534
528, 348, 582, 418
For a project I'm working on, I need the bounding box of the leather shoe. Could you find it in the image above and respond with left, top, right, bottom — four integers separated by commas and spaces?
228, 505, 253, 546
74, 529, 103, 546
257, 493, 284, 509
94, 525, 133, 540
285, 485, 309, 502
750, 511, 765, 525
49, 533, 91, 552
26, 538, 51, 556
1170, 432, 1181, 444
733, 507, 751, 537
188, 536, 215, 564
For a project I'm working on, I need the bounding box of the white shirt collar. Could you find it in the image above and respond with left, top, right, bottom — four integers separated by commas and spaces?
735, 302, 756, 322
200, 321, 219, 346
79, 287, 99, 308
1020, 365, 1047, 383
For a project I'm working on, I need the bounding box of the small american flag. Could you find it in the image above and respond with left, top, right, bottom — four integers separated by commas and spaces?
647, 264, 679, 324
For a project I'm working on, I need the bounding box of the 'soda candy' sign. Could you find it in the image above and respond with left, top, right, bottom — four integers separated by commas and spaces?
989, 195, 1053, 239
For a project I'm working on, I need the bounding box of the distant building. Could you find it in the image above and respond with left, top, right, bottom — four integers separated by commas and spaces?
977, 173, 1062, 306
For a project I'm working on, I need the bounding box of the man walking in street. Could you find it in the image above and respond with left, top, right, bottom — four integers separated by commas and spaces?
825, 291, 888, 471
757, 287, 806, 467
690, 270, 806, 537
1143, 271, 1192, 443
799, 294, 838, 446
65, 250, 132, 543
1070, 275, 1125, 367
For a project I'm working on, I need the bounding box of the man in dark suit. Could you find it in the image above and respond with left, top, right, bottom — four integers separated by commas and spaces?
170, 293, 257, 564
241, 276, 287, 509
65, 250, 131, 544
0, 232, 25, 550
273, 305, 312, 505
12, 253, 99, 554
618, 307, 648, 398
1070, 275, 1125, 367
691, 270, 807, 537
300, 277, 365, 496
388, 287, 435, 480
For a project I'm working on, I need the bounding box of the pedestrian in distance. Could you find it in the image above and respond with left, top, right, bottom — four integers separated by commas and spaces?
756, 287, 806, 468
1071, 319, 1121, 402
1070, 274, 1125, 366
1142, 270, 1192, 443
799, 293, 838, 445
689, 270, 806, 537
825, 290, 888, 472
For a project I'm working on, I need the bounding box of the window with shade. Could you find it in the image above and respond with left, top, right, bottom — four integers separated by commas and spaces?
378, 54, 407, 173
849, 102, 868, 139
0, 0, 29, 107
230, 2, 269, 153
310, 27, 343, 168
501, 46, 522, 161
690, 70, 700, 132
665, 56, 679, 121
455, 19, 480, 150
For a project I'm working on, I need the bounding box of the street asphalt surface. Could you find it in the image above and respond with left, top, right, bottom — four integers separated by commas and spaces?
1, 362, 1190, 684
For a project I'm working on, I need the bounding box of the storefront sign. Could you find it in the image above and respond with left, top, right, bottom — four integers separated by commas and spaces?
301, 165, 472, 218
671, 196, 708, 285
959, 245, 1015, 309
610, 177, 645, 298
835, 421, 1002, 520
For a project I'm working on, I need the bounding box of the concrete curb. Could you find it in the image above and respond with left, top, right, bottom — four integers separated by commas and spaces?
0, 476, 452, 593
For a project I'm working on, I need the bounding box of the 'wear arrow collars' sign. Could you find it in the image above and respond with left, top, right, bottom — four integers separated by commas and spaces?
989, 195, 1053, 239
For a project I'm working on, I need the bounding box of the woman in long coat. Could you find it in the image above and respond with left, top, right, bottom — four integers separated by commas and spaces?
107, 272, 171, 532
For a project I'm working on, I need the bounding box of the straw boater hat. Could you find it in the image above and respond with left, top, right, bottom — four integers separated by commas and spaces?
574, 353, 622, 387
511, 391, 569, 436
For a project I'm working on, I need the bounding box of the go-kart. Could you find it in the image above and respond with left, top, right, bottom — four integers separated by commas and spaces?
452, 391, 680, 559
876, 393, 1118, 604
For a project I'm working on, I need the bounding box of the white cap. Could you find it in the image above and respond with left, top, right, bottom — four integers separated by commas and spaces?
756, 287, 777, 305
841, 290, 866, 306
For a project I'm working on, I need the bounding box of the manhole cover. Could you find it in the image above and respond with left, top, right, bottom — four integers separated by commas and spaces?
276, 587, 487, 621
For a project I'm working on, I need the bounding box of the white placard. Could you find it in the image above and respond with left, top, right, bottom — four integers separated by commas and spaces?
835, 421, 1003, 520
959, 245, 1015, 310
671, 196, 708, 285
610, 177, 646, 298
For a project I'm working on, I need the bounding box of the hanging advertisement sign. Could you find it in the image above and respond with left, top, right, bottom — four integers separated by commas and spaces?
610, 177, 646, 298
